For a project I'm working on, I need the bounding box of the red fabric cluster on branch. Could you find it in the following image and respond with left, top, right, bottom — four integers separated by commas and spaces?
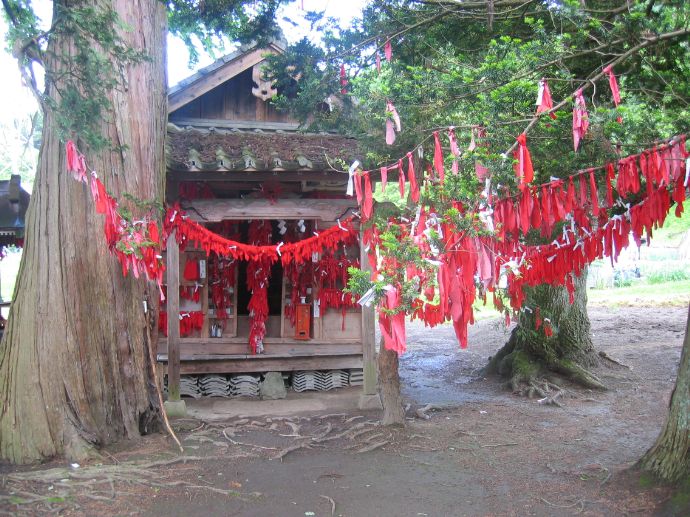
365, 135, 688, 354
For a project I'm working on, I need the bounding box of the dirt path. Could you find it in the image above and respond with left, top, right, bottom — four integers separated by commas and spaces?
1, 307, 687, 516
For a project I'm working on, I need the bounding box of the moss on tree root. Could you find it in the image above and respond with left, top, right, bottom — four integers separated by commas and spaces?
484, 272, 607, 393
485, 328, 607, 393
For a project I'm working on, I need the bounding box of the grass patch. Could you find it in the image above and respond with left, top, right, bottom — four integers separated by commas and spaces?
648, 207, 690, 246
589, 279, 690, 307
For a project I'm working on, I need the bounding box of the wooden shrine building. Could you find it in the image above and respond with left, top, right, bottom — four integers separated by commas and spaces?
159, 39, 377, 403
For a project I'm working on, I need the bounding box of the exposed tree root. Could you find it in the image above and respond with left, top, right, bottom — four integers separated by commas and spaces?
319, 494, 337, 516
415, 403, 442, 420
598, 350, 631, 369
484, 270, 609, 400
485, 331, 607, 400
2, 455, 255, 514
356, 440, 389, 454
272, 440, 313, 461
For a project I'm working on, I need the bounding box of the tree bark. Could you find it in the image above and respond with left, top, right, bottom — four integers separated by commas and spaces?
0, 0, 167, 463
638, 303, 690, 482
485, 270, 606, 392
377, 339, 405, 425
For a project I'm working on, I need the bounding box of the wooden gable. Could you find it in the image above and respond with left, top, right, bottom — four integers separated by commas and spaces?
168, 41, 297, 127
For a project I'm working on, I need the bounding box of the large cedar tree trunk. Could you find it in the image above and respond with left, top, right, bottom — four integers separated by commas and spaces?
638, 303, 690, 482
0, 0, 167, 463
485, 270, 606, 392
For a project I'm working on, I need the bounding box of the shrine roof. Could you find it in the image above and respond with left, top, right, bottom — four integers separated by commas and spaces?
0, 175, 29, 245
166, 123, 360, 173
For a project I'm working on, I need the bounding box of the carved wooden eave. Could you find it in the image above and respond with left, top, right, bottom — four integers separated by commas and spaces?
166, 125, 360, 175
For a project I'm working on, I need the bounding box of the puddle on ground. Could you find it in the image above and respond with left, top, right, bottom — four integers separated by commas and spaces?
399, 351, 494, 405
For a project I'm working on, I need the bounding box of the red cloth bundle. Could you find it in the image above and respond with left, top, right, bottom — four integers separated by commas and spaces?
183, 258, 199, 282
433, 131, 445, 184
572, 89, 589, 151
535, 79, 557, 120
513, 133, 534, 185
378, 285, 406, 353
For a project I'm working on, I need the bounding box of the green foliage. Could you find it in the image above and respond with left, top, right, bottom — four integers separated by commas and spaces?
3, 2, 150, 150
646, 269, 690, 284
0, 111, 40, 189
267, 1, 689, 175
2, 0, 289, 150
260, 0, 690, 320
166, 0, 288, 65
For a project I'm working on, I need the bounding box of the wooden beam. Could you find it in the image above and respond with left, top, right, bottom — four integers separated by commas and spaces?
158, 341, 363, 357
360, 227, 378, 396
166, 231, 181, 401
175, 355, 363, 374
168, 117, 300, 131
168, 48, 273, 113
182, 198, 357, 222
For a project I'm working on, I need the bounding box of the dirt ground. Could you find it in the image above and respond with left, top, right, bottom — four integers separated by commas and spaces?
1, 306, 688, 517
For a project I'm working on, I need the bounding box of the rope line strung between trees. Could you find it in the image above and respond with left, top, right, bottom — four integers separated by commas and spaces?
66, 124, 690, 356
64, 141, 359, 303
164, 206, 358, 265
356, 134, 689, 353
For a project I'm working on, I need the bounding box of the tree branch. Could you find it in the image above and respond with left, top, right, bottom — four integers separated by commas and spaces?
504, 27, 690, 155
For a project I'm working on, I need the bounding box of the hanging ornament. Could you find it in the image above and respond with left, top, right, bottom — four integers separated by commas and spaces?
340, 64, 348, 94
572, 89, 589, 151
398, 159, 406, 198
65, 140, 88, 183
378, 285, 406, 354
362, 171, 374, 220
605, 163, 615, 208
354, 169, 363, 204
448, 127, 460, 175
535, 79, 557, 120
513, 133, 534, 185
385, 100, 401, 145
380, 166, 388, 192
346, 160, 360, 197
384, 39, 392, 61
407, 152, 420, 203
448, 127, 460, 156
588, 169, 600, 216
603, 65, 622, 123
433, 131, 445, 184
468, 128, 477, 152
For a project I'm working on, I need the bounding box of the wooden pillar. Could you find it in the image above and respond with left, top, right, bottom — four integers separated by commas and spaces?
360, 226, 378, 396
166, 230, 181, 401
